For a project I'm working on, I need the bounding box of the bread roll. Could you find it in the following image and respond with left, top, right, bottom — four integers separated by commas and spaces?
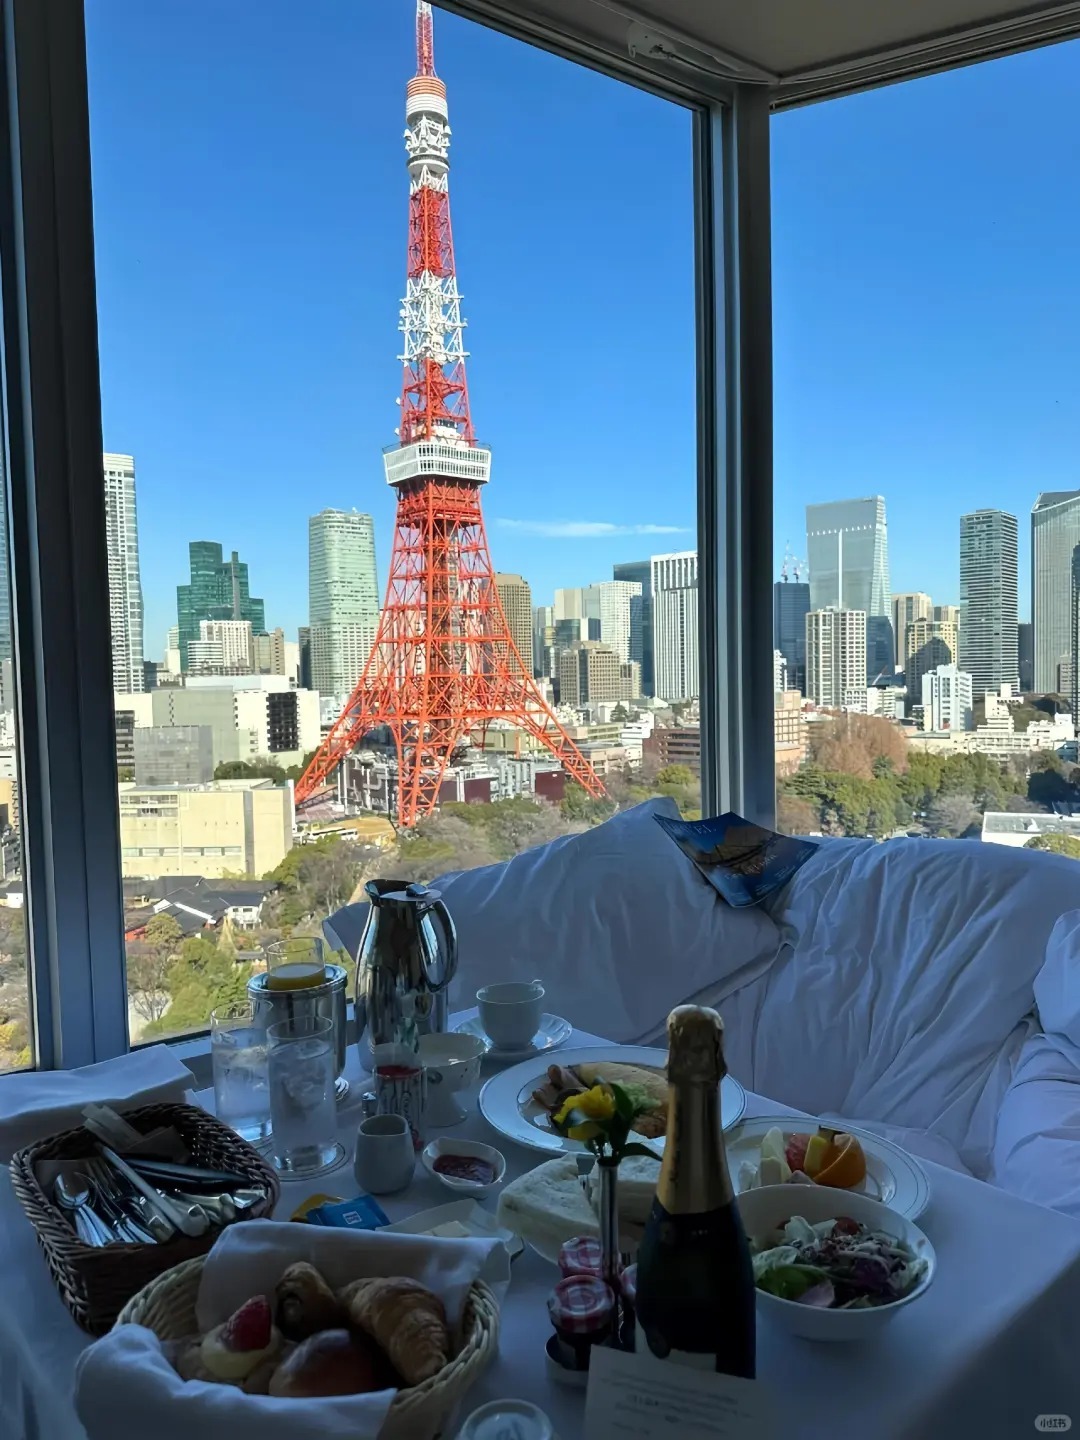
275, 1261, 348, 1341
340, 1277, 449, 1385
267, 1329, 392, 1399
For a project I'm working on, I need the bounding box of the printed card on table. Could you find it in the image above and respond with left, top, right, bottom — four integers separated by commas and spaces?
585, 1347, 776, 1440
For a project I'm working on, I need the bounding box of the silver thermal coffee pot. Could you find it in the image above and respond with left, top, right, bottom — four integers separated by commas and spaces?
355, 880, 458, 1065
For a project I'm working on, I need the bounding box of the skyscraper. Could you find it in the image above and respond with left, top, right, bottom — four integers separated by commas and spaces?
532, 605, 554, 680
959, 509, 1018, 696
1072, 548, 1080, 723
308, 509, 379, 699
558, 641, 621, 707
773, 578, 811, 692
1032, 491, 1080, 693
494, 574, 533, 675
805, 609, 867, 708
934, 604, 961, 627
891, 592, 932, 670
103, 453, 145, 692
651, 552, 698, 702
613, 560, 654, 695
177, 541, 265, 673
805, 497, 892, 681
589, 580, 641, 664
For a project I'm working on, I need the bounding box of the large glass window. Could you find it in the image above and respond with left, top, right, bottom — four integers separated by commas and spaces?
86, 0, 696, 1043
0, 464, 30, 1070
773, 43, 1080, 851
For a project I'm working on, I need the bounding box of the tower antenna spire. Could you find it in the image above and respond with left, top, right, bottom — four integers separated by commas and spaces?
416, 1, 436, 77
296, 2, 604, 827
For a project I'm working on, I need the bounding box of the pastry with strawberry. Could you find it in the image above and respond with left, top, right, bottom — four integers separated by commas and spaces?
175, 1295, 287, 1393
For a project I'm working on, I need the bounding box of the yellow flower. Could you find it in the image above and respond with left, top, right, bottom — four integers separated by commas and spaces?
553, 1085, 615, 1129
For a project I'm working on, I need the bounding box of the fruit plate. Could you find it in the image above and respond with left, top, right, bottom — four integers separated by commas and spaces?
477, 1045, 747, 1156
727, 1115, 931, 1221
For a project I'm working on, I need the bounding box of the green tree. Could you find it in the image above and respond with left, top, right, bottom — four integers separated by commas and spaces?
215, 759, 287, 784
126, 913, 185, 1030
1025, 833, 1080, 860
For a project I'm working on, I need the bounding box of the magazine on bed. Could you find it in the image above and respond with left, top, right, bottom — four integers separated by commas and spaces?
654, 810, 818, 907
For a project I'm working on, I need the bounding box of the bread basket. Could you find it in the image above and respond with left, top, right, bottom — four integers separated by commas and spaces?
117, 1254, 500, 1440
10, 1102, 279, 1335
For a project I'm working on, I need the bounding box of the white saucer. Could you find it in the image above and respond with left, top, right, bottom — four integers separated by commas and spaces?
454, 1012, 572, 1061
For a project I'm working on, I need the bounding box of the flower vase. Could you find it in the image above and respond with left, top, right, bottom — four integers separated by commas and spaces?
597, 1156, 622, 1339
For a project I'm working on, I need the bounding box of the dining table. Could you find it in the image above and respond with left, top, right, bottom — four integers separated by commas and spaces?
0, 1015, 1079, 1440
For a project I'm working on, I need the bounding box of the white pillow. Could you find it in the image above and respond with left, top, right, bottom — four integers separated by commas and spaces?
739, 837, 1080, 1168
439, 798, 783, 1043
1034, 911, 1080, 1046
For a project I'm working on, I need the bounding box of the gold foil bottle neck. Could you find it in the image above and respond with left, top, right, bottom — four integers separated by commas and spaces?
666, 1005, 727, 1085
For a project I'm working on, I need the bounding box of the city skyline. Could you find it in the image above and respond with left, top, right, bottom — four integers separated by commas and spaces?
86, 4, 1079, 651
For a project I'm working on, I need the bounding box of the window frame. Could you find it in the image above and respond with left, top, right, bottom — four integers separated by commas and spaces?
0, 0, 776, 1068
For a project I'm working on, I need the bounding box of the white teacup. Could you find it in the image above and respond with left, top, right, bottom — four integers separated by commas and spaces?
477, 980, 545, 1052
418, 1033, 486, 1126
353, 1113, 415, 1195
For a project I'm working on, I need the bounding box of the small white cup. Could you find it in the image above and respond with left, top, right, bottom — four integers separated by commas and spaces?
353, 1113, 416, 1195
418, 1033, 486, 1126
477, 980, 545, 1051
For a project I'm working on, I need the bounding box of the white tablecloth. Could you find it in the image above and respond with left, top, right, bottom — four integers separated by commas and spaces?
2, 1020, 1079, 1440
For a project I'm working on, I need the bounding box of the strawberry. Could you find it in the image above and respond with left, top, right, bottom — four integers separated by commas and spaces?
220, 1295, 272, 1352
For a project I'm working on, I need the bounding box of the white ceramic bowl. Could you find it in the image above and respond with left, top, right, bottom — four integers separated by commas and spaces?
421, 1136, 507, 1196
417, 1032, 486, 1091
736, 1183, 936, 1342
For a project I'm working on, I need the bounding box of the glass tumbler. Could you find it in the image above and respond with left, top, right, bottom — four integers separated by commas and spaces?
267, 1014, 346, 1176
211, 1002, 271, 1145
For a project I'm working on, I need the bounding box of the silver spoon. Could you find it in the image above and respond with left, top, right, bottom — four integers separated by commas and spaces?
83, 1157, 174, 1242
55, 1173, 113, 1247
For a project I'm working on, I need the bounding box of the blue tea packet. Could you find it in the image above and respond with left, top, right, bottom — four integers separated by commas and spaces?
304, 1193, 390, 1230
655, 810, 818, 907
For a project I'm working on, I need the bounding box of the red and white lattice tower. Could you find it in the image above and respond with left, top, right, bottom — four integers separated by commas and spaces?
296, 1, 605, 828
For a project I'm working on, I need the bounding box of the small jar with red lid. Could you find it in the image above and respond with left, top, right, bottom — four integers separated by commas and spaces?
557, 1235, 606, 1280
546, 1275, 616, 1372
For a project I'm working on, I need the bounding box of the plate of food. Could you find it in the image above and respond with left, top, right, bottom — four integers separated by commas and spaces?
477, 1045, 747, 1156
727, 1116, 931, 1220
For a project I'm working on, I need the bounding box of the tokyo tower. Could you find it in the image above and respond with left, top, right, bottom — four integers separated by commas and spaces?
296, 1, 605, 828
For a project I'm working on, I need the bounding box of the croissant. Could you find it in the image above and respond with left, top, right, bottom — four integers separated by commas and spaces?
275, 1262, 348, 1341
339, 1277, 449, 1385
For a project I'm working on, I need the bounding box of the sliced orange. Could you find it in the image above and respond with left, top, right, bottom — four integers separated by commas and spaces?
813, 1132, 867, 1190
803, 1134, 830, 1177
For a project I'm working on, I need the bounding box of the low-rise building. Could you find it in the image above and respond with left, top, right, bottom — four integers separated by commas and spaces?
981, 812, 1080, 848
118, 779, 294, 879
922, 665, 974, 732
774, 689, 808, 776
644, 725, 701, 771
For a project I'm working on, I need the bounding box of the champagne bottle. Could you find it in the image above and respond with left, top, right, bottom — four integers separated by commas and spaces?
635, 1005, 755, 1377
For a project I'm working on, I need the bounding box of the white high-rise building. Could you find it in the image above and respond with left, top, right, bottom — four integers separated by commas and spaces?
308, 509, 379, 699
103, 453, 145, 693
199, 619, 254, 672
922, 664, 974, 732
651, 552, 698, 701
806, 608, 867, 708
587, 580, 642, 663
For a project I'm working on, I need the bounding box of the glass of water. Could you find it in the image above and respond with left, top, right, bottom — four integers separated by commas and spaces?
211, 1003, 271, 1145
267, 1014, 345, 1177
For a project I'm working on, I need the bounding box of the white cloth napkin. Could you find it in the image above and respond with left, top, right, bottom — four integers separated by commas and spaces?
0, 1045, 195, 1162
74, 1219, 510, 1440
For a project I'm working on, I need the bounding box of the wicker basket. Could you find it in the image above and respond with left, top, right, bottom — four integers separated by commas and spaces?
117, 1255, 500, 1440
10, 1102, 279, 1335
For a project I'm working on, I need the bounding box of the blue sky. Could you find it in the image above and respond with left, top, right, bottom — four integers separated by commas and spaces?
85, 2, 1080, 651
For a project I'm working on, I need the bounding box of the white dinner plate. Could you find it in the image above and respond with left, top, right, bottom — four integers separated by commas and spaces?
727, 1115, 931, 1221
478, 1045, 747, 1156
453, 1012, 573, 1061
381, 1198, 525, 1259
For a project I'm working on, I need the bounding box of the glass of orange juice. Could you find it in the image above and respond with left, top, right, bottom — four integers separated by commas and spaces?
266, 937, 328, 992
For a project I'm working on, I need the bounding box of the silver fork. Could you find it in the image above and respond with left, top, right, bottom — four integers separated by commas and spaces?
82, 1158, 163, 1244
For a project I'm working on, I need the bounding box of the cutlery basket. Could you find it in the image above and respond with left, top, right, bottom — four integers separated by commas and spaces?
10, 1101, 279, 1335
